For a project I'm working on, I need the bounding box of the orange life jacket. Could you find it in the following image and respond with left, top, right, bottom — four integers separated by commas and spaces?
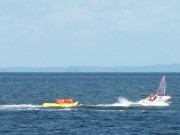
68, 99, 73, 103
56, 99, 60, 104
64, 99, 68, 103
59, 100, 64, 104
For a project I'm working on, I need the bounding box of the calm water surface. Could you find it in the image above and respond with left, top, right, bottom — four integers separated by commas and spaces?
0, 73, 180, 134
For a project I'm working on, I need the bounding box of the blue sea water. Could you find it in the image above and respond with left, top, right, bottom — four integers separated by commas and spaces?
0, 73, 180, 135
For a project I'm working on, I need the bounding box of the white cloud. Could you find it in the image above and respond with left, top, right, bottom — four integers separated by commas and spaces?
151, 6, 173, 23
153, 6, 172, 14
111, 10, 150, 31
45, 8, 94, 24
72, 28, 94, 40
112, 10, 133, 21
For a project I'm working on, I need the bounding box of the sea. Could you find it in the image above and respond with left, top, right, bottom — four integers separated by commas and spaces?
0, 73, 180, 135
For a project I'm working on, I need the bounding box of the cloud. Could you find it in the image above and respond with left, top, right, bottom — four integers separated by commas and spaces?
71, 28, 94, 40
111, 10, 150, 31
45, 8, 94, 24
109, 4, 174, 32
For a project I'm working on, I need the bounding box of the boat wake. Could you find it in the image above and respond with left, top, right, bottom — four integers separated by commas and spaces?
78, 97, 140, 111
78, 96, 171, 111
0, 97, 170, 111
0, 104, 41, 111
96, 97, 138, 107
0, 104, 78, 111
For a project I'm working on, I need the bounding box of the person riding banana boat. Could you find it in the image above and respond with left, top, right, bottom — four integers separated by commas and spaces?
56, 99, 73, 104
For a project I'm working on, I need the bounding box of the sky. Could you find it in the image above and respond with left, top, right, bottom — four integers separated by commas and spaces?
0, 0, 180, 67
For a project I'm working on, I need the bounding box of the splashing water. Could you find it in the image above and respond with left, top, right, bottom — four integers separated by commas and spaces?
96, 97, 138, 107
113, 97, 136, 106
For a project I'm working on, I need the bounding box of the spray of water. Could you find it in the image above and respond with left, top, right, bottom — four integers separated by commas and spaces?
96, 97, 138, 107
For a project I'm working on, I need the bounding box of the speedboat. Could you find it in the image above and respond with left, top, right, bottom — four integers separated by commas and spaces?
138, 75, 171, 106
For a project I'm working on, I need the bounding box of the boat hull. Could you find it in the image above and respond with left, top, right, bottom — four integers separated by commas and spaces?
138, 96, 171, 106
42, 101, 78, 107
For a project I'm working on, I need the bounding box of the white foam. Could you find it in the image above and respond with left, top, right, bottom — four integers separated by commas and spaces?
0, 104, 41, 110
0, 104, 78, 111
96, 97, 138, 107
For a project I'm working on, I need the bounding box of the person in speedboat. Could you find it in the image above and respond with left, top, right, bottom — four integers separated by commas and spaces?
153, 95, 158, 100
149, 93, 158, 101
149, 93, 154, 101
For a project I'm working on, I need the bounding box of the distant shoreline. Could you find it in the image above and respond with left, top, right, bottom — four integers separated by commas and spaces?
0, 64, 180, 72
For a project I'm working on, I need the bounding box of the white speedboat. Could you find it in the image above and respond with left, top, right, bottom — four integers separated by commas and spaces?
138, 75, 171, 106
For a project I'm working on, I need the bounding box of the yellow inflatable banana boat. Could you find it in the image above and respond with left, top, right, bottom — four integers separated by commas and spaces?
42, 101, 78, 107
